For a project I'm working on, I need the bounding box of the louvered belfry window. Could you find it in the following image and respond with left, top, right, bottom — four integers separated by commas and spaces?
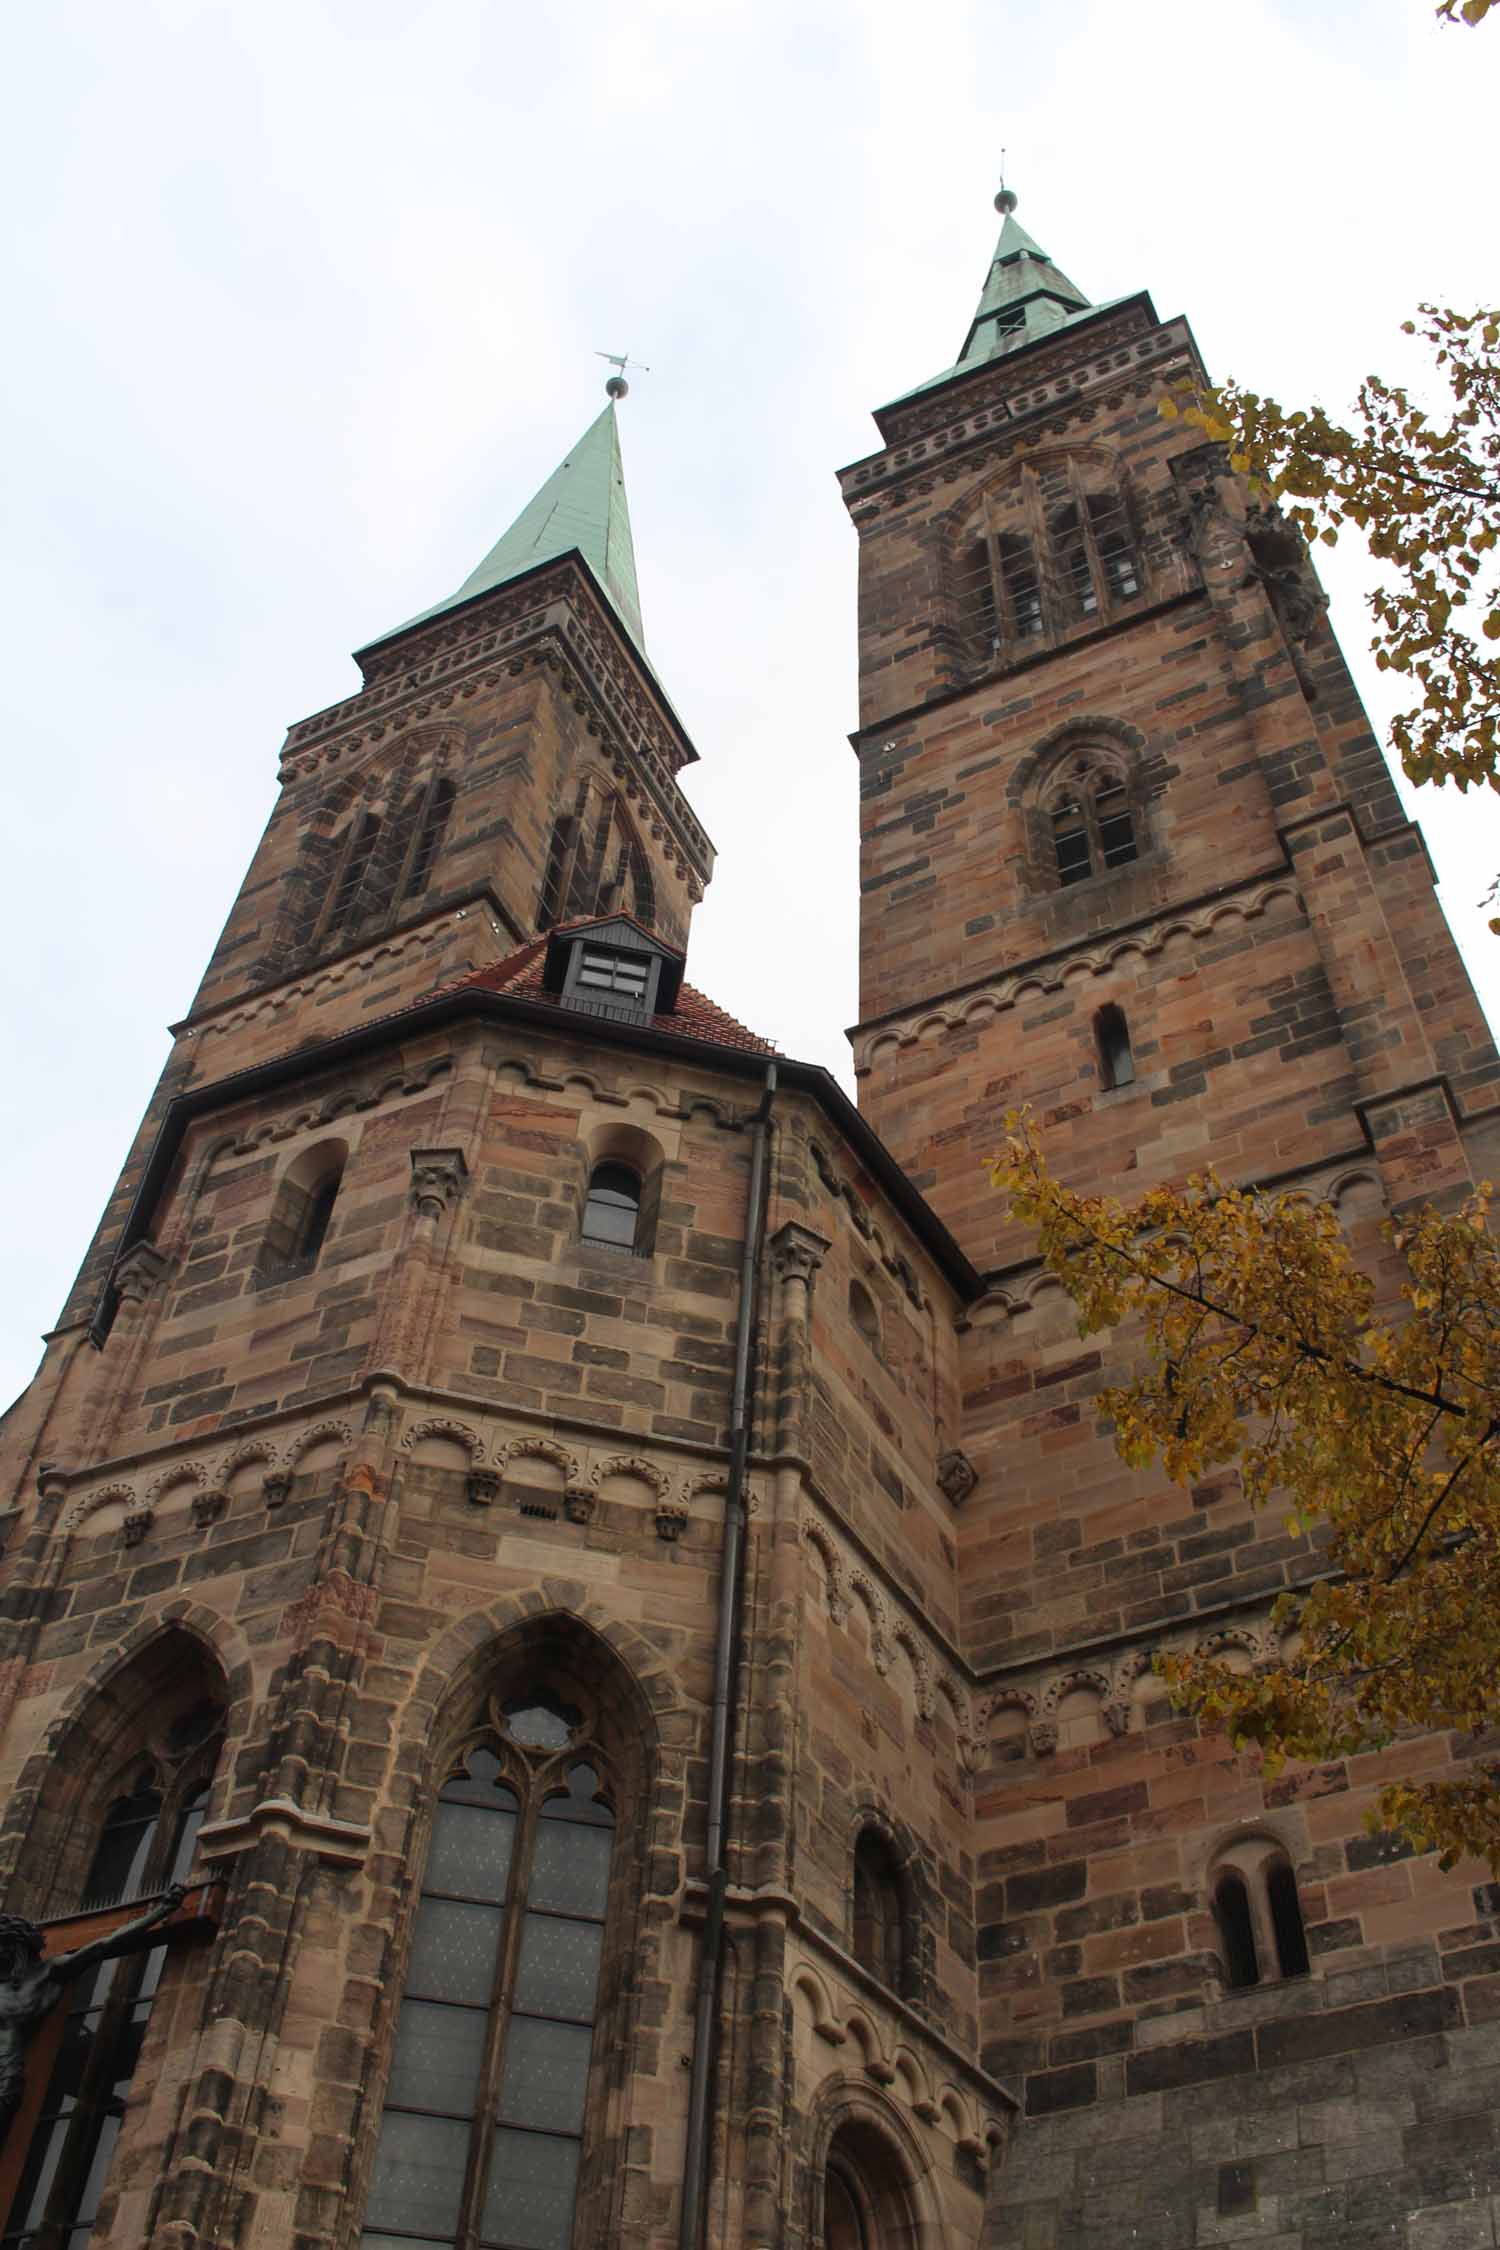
360, 1695, 617, 2250
954, 462, 1143, 673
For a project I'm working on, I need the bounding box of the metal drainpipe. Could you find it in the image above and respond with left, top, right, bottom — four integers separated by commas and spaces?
677, 1059, 777, 2250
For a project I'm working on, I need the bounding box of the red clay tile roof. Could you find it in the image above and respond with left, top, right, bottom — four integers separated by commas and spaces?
451, 923, 779, 1057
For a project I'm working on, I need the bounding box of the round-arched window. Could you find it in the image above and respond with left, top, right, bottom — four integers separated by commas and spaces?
581, 1161, 643, 1250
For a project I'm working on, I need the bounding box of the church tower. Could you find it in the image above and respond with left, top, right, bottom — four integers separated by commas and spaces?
840, 186, 1500, 2245
4, 176, 1500, 2250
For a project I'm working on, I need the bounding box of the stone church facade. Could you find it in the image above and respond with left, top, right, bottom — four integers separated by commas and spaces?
2, 187, 1499, 2250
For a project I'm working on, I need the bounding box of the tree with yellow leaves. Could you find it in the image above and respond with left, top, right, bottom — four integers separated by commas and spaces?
992, 1123, 1500, 1865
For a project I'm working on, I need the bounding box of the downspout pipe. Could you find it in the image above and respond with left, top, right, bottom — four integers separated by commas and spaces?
678, 1059, 777, 2250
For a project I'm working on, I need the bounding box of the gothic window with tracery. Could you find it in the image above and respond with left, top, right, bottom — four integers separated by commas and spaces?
1046, 771, 1139, 889
359, 1691, 618, 2250
538, 779, 657, 934
954, 461, 1143, 675
6, 1700, 222, 2250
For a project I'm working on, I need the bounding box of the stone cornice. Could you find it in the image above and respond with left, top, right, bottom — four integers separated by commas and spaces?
276, 565, 713, 890
841, 306, 1199, 517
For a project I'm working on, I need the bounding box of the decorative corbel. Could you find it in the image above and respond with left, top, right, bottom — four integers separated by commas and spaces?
409, 1147, 470, 1225
111, 1240, 170, 1305
936, 1447, 978, 1509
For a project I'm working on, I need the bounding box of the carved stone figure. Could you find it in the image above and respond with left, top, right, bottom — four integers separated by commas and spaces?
0, 1884, 186, 2143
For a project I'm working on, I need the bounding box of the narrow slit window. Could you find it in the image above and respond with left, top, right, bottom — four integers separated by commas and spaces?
849, 1278, 881, 1352
404, 775, 456, 898
852, 1832, 904, 1991
1215, 1872, 1260, 1990
1096, 1004, 1136, 1091
581, 1161, 642, 1250
1267, 1860, 1310, 1978
258, 1140, 348, 1282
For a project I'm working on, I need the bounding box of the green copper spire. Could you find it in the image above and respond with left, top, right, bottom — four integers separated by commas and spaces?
889, 184, 1099, 406
956, 187, 1091, 370
374, 398, 646, 658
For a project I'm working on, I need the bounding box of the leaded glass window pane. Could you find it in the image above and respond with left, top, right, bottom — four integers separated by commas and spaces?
529, 1823, 612, 1919
426, 1799, 517, 1902
386, 2000, 490, 2116
364, 2111, 472, 2237
496, 2018, 593, 2134
513, 1915, 603, 2021
406, 1898, 506, 2006
480, 2128, 581, 2250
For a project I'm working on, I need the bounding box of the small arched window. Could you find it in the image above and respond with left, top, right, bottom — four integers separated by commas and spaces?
258, 1139, 348, 1283
1210, 1839, 1310, 1990
1048, 772, 1139, 888
852, 1831, 905, 1991
361, 1692, 619, 2250
849, 1278, 882, 1353
1096, 1003, 1136, 1091
581, 1160, 642, 1251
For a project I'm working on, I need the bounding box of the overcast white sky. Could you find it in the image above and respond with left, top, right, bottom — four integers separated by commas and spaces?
2, 0, 1496, 1409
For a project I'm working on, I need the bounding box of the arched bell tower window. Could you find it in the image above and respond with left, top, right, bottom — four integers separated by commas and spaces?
953, 457, 1144, 677
538, 777, 658, 934
360, 1687, 622, 2250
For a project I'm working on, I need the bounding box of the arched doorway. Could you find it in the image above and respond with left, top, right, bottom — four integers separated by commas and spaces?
821, 2118, 921, 2249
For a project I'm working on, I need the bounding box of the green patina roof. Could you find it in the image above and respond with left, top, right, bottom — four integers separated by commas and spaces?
891, 199, 1098, 407
373, 401, 646, 657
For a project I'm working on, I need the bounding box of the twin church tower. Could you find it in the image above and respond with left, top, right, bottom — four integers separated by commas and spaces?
2, 183, 1498, 2250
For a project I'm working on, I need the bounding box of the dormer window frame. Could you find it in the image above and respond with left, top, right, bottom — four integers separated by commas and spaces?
564, 942, 662, 1017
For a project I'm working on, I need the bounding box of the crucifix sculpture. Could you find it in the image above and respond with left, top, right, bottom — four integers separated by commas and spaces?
0, 1884, 186, 2143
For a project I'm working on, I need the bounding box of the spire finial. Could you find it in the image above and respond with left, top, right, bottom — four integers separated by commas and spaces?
596, 349, 650, 402
995, 149, 1016, 217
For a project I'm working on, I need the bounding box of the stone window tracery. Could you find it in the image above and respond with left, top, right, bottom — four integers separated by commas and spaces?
360, 1689, 619, 2250
1018, 730, 1151, 899
952, 461, 1143, 676
6, 1685, 222, 2250
538, 777, 656, 934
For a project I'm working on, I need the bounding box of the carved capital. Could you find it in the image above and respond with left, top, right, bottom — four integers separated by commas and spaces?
191, 1488, 228, 1530
409, 1147, 470, 1223
936, 1447, 978, 1509
770, 1221, 832, 1291
112, 1240, 169, 1305
262, 1470, 293, 1510
655, 1498, 689, 1544
121, 1506, 154, 1549
564, 1484, 596, 1526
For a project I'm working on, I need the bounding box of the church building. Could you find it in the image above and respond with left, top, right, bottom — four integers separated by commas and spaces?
2, 179, 1499, 2250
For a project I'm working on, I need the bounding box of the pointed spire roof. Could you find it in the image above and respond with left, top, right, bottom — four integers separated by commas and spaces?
371, 399, 646, 659
888, 185, 1105, 408
956, 190, 1091, 370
